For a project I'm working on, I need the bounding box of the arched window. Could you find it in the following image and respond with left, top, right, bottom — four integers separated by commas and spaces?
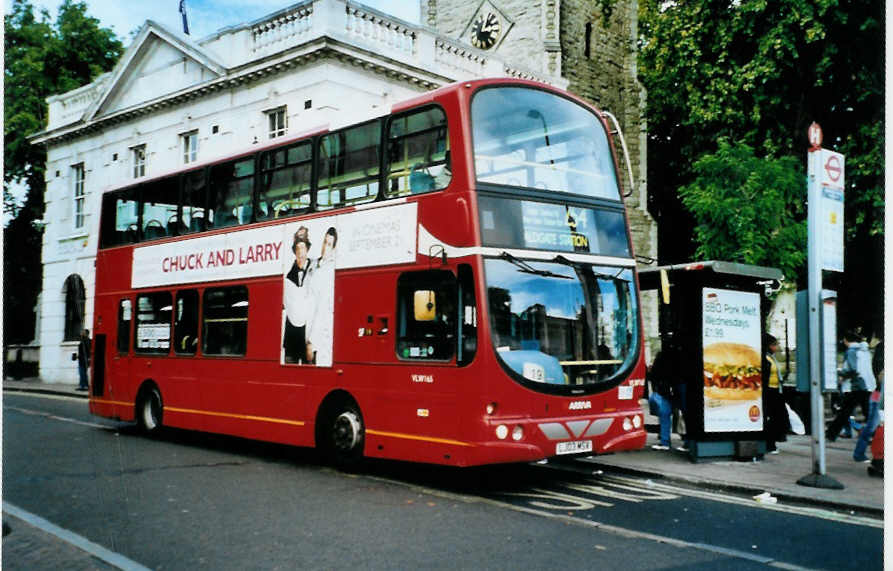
63, 274, 86, 341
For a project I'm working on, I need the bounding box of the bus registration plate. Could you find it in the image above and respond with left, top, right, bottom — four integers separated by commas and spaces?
556, 440, 593, 455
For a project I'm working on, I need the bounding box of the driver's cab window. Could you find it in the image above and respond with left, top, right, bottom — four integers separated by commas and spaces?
396, 270, 456, 360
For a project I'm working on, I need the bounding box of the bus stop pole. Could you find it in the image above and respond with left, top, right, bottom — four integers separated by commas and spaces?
797, 135, 843, 489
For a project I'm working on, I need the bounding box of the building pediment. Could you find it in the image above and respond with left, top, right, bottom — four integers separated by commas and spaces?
86, 21, 226, 122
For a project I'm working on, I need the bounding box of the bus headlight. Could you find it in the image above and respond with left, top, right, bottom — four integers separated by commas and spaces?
622, 417, 632, 431
486, 402, 497, 415
496, 424, 509, 440
632, 415, 642, 429
511, 425, 524, 441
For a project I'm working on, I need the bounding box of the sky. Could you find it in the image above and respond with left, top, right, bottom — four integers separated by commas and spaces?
3, 0, 420, 40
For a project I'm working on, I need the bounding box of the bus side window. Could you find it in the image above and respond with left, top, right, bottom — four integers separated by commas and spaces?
100, 189, 140, 247
134, 292, 172, 354
202, 286, 248, 356
317, 121, 379, 211
117, 298, 132, 353
258, 142, 312, 220
174, 289, 199, 355
386, 106, 449, 198
396, 270, 456, 361
209, 158, 255, 229
140, 177, 179, 242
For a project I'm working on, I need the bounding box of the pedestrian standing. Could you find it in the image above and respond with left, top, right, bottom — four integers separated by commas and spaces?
853, 340, 883, 463
762, 335, 789, 454
647, 338, 682, 451
77, 328, 91, 391
827, 330, 876, 442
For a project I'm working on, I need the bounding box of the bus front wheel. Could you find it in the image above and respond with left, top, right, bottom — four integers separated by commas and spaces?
137, 385, 163, 435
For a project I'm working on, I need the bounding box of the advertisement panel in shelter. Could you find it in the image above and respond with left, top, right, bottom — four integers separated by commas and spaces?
702, 288, 763, 432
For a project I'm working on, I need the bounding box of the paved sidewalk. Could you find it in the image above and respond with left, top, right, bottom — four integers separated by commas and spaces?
581, 430, 883, 517
4, 377, 884, 517
3, 377, 88, 399
1, 513, 118, 571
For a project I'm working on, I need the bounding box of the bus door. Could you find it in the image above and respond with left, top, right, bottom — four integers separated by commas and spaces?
391, 264, 477, 443
105, 297, 134, 416
91, 334, 106, 398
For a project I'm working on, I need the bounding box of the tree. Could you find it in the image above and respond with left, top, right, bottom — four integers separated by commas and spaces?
679, 140, 806, 279
4, 0, 122, 344
639, 0, 884, 337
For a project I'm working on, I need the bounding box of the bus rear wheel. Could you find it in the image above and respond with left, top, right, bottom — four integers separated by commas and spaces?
322, 401, 365, 469
137, 386, 163, 435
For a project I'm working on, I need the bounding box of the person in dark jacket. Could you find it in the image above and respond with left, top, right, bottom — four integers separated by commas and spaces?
77, 329, 91, 391
762, 335, 788, 454
648, 339, 683, 450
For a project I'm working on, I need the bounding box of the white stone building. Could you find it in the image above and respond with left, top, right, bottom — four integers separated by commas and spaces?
30, 0, 650, 383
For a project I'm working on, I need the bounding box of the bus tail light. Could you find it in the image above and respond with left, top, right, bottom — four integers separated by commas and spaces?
496, 424, 509, 440
511, 425, 524, 441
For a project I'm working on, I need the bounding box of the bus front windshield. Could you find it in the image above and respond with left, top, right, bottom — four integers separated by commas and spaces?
472, 86, 620, 200
485, 257, 638, 392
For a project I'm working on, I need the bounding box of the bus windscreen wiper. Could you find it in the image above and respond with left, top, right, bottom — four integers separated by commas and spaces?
499, 252, 572, 279
552, 255, 625, 280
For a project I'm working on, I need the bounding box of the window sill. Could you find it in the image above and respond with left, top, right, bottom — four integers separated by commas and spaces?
58, 232, 89, 242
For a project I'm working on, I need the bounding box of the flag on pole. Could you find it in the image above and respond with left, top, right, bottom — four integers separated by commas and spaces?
179, 0, 190, 35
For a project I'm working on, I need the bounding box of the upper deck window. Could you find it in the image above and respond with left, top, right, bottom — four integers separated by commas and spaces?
258, 141, 312, 220
209, 158, 255, 229
386, 107, 450, 197
472, 86, 620, 201
317, 121, 379, 210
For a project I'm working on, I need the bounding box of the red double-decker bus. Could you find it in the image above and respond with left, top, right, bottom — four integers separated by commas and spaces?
89, 78, 647, 467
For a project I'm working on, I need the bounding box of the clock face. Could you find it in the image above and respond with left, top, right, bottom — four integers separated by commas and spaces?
471, 12, 500, 50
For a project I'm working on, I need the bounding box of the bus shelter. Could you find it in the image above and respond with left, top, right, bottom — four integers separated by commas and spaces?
639, 261, 784, 461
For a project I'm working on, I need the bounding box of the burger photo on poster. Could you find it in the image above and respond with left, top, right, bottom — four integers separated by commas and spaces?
702, 342, 762, 402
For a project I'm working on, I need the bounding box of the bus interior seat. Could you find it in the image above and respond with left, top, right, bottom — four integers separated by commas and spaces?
188, 216, 205, 233
144, 220, 165, 240
409, 164, 435, 193
167, 216, 187, 236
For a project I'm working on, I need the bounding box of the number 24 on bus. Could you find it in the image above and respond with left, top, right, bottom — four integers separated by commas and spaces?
89, 78, 647, 467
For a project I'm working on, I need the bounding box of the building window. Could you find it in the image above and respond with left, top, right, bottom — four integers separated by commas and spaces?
181, 131, 198, 164
63, 274, 86, 342
132, 145, 146, 178
267, 107, 287, 139
72, 163, 86, 230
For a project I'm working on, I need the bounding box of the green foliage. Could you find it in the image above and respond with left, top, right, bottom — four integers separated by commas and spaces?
639, 0, 884, 336
679, 141, 806, 279
3, 0, 122, 344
